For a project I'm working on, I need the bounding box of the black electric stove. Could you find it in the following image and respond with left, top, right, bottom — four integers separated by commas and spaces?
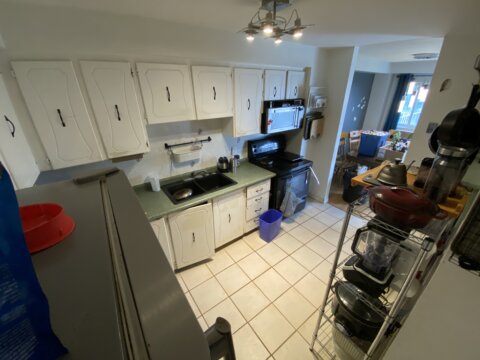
248, 135, 313, 213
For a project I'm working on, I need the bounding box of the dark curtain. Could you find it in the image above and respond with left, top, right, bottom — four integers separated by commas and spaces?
383, 74, 414, 131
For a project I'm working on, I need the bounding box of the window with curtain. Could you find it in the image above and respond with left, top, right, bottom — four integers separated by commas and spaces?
396, 76, 431, 132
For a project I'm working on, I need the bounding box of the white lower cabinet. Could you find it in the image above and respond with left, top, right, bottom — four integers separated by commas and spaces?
0, 74, 39, 189
150, 218, 174, 270
168, 203, 215, 269
213, 190, 246, 248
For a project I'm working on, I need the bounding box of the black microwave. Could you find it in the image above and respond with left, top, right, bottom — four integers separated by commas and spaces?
261, 99, 305, 134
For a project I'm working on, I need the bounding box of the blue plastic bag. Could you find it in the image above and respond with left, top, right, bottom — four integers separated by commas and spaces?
0, 165, 67, 359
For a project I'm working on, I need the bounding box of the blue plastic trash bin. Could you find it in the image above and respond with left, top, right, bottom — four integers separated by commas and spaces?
358, 133, 388, 157
259, 209, 283, 242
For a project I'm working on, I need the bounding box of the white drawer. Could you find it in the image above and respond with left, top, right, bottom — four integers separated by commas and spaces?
247, 179, 271, 199
246, 192, 269, 208
244, 216, 260, 233
246, 195, 269, 221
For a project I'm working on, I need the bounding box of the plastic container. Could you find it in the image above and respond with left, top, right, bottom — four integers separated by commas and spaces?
20, 203, 75, 254
259, 209, 283, 242
358, 132, 388, 157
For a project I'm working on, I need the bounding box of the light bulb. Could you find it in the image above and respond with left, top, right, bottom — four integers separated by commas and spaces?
246, 34, 255, 42
263, 24, 273, 34
274, 37, 282, 45
293, 29, 303, 38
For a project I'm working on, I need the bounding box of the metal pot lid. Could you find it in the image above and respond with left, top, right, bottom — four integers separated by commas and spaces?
173, 188, 193, 200
334, 281, 385, 325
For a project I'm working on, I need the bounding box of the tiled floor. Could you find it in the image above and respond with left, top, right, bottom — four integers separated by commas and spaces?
175, 199, 367, 359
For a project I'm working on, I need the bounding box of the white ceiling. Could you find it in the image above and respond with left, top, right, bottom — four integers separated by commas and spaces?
2, 0, 478, 61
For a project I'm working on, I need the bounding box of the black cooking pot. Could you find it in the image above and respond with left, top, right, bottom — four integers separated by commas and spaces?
332, 281, 386, 341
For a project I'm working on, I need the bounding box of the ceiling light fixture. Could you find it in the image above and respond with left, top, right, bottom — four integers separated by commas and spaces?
240, 0, 313, 45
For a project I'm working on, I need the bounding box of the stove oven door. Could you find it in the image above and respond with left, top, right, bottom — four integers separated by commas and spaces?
272, 168, 310, 213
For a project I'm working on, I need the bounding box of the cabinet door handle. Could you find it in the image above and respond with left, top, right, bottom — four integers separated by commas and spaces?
247, 98, 251, 110
273, 86, 277, 97
255, 196, 262, 202
255, 208, 262, 213
294, 86, 298, 97
213, 86, 216, 100
228, 214, 231, 223
256, 188, 263, 193
192, 232, 195, 242
115, 105, 121, 121
4, 116, 15, 138
57, 109, 66, 127
166, 86, 171, 102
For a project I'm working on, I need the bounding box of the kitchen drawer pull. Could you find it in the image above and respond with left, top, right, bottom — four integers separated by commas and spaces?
247, 98, 251, 110
255, 208, 262, 213
115, 105, 121, 121
256, 188, 263, 193
192, 232, 195, 242
255, 197, 263, 202
166, 86, 171, 102
57, 109, 66, 127
273, 86, 277, 97
213, 86, 216, 100
4, 115, 15, 138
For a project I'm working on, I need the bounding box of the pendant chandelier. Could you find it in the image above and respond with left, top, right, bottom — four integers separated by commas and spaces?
240, 0, 313, 44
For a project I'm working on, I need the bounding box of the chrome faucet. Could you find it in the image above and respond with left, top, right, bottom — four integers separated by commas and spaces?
190, 170, 209, 178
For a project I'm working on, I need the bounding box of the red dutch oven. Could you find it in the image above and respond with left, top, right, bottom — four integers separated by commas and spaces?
368, 186, 447, 229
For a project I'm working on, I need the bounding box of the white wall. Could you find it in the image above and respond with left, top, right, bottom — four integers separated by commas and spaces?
390, 59, 437, 74
306, 47, 359, 202
362, 73, 397, 130
0, 2, 323, 185
356, 55, 391, 73
405, 33, 480, 167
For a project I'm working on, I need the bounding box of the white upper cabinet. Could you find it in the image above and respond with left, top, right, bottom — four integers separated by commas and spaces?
0, 74, 39, 189
12, 61, 104, 169
136, 63, 196, 124
264, 70, 286, 101
233, 68, 264, 137
286, 70, 306, 99
192, 66, 233, 120
80, 61, 149, 158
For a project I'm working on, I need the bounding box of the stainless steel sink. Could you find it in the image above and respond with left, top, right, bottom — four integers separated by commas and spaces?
162, 172, 237, 204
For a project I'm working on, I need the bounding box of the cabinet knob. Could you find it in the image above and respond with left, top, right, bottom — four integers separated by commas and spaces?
4, 115, 15, 138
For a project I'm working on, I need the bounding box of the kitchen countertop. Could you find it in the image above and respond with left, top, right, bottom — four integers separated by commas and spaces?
134, 162, 275, 221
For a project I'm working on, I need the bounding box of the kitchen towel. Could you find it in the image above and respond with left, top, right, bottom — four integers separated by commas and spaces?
0, 164, 67, 359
